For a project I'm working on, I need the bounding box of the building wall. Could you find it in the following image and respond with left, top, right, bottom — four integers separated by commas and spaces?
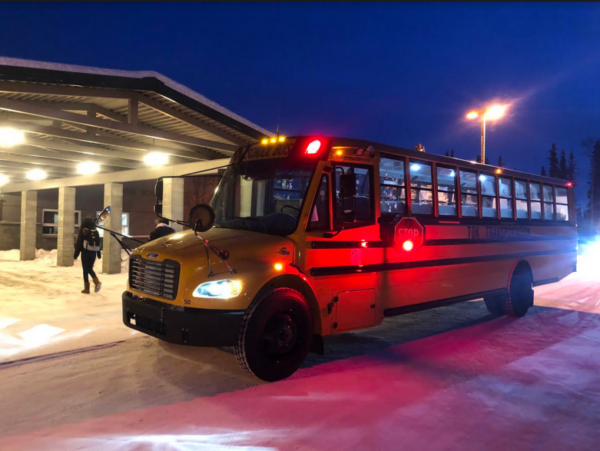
0, 176, 220, 251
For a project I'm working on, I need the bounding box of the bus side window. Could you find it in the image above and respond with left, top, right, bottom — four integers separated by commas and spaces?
410, 160, 433, 215
515, 180, 528, 219
460, 170, 478, 217
437, 166, 457, 216
334, 165, 373, 228
308, 175, 330, 231
499, 177, 513, 219
529, 182, 542, 220
543, 185, 554, 220
555, 187, 569, 221
380, 157, 406, 215
480, 173, 497, 218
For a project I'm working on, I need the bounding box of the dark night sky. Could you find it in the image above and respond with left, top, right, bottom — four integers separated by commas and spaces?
1, 2, 599, 204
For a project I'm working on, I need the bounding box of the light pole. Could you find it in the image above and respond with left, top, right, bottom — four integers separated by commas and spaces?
466, 105, 507, 164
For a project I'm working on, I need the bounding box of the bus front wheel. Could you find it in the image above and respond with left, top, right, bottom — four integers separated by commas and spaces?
504, 265, 534, 318
235, 288, 313, 382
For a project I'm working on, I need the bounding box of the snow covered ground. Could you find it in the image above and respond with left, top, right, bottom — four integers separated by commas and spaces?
0, 249, 133, 362
0, 252, 599, 450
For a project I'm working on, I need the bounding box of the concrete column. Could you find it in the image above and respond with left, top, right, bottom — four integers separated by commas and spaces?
163, 178, 184, 232
20, 190, 37, 261
57, 187, 76, 267
102, 183, 123, 274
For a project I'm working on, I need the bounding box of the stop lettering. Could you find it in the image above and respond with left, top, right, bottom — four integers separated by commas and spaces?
394, 217, 425, 251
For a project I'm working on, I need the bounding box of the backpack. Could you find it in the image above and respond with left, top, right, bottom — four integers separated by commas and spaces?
83, 229, 101, 252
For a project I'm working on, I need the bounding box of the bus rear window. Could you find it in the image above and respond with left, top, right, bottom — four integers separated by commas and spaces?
556, 187, 569, 221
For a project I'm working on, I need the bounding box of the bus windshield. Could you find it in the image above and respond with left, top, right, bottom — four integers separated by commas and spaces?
211, 158, 316, 236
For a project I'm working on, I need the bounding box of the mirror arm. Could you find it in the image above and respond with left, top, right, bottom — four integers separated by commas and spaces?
95, 225, 145, 244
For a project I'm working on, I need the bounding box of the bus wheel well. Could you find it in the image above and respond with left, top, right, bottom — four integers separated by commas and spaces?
259, 275, 322, 337
509, 260, 533, 287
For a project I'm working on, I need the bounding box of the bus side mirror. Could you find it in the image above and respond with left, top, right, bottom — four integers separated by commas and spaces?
154, 179, 164, 217
189, 204, 216, 233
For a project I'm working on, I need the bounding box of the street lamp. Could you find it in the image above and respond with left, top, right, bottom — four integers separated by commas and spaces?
466, 104, 508, 164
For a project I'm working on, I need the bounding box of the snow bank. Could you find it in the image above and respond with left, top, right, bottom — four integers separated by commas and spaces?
0, 249, 128, 271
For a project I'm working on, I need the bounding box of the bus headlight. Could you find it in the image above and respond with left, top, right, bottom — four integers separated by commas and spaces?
192, 279, 243, 299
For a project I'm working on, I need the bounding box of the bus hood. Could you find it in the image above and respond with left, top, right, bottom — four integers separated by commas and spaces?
134, 227, 295, 277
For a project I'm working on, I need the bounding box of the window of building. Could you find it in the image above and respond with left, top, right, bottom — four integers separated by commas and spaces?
480, 173, 497, 218
555, 187, 569, 221
410, 160, 433, 215
380, 156, 406, 215
42, 209, 81, 236
515, 180, 529, 219
529, 182, 542, 220
499, 177, 513, 219
459, 170, 478, 217
308, 175, 330, 231
96, 212, 130, 237
543, 184, 554, 220
333, 165, 373, 228
437, 166, 457, 216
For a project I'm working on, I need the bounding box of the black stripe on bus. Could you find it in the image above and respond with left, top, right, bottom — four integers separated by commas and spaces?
311, 241, 388, 249
424, 237, 573, 246
310, 237, 573, 250
383, 289, 507, 317
309, 249, 574, 277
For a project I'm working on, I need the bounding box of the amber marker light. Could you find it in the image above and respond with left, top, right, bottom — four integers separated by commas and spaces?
261, 138, 269, 144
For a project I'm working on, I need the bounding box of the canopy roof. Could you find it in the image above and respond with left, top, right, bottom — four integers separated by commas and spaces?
0, 56, 271, 183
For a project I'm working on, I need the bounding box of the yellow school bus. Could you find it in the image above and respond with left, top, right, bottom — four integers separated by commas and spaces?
122, 136, 577, 381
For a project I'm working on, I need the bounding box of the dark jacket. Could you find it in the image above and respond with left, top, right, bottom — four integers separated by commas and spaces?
148, 224, 176, 242
74, 221, 102, 259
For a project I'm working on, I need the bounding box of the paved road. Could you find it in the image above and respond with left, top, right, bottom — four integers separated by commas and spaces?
1, 267, 599, 451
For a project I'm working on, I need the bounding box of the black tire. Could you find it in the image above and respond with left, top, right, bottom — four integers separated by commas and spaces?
235, 288, 313, 382
504, 264, 534, 318
484, 294, 505, 316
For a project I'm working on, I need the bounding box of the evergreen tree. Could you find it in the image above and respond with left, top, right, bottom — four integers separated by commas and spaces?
541, 166, 547, 176
476, 154, 481, 163
567, 151, 576, 183
450, 149, 455, 157
445, 151, 449, 157
548, 144, 559, 178
497, 156, 504, 167
559, 150, 568, 179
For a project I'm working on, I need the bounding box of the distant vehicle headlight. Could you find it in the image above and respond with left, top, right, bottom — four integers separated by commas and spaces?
192, 279, 243, 299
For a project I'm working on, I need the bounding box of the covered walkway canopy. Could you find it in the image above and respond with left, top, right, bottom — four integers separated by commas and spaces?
0, 57, 270, 271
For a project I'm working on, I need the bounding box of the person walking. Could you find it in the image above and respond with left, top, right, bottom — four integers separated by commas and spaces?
74, 217, 102, 294
148, 219, 176, 242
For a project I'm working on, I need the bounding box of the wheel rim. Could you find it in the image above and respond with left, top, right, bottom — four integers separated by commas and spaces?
262, 310, 299, 357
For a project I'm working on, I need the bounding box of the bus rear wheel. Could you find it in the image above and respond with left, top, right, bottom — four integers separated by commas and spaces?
483, 294, 505, 316
504, 264, 534, 318
235, 288, 313, 382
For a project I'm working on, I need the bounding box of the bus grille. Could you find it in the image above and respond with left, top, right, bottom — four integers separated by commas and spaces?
129, 255, 180, 300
